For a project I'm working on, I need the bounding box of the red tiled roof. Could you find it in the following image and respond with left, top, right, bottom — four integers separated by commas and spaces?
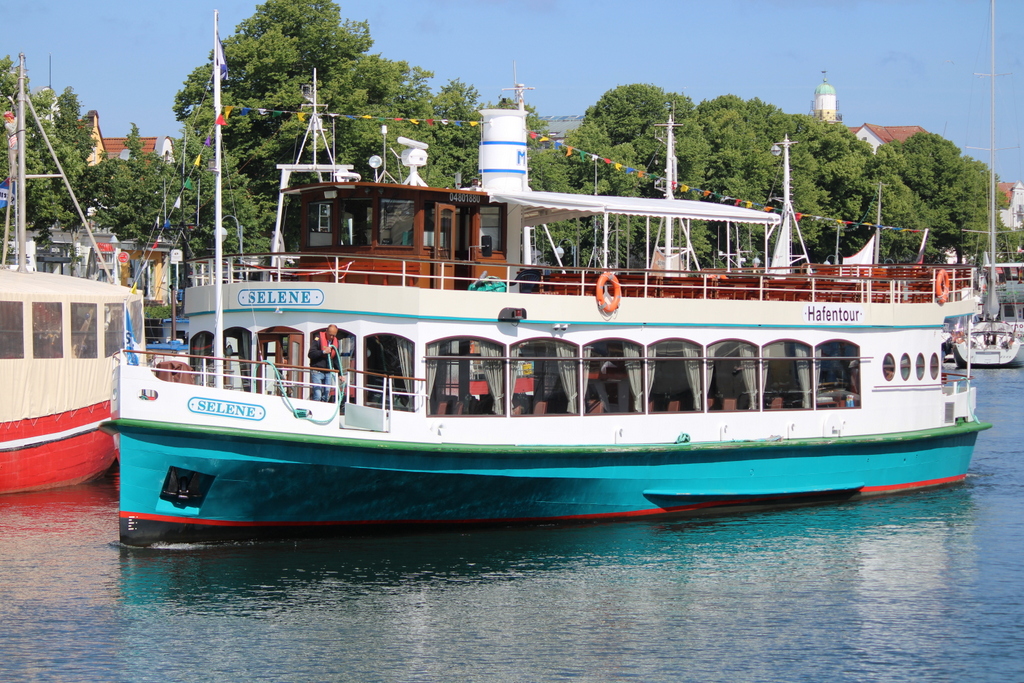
999, 182, 1016, 201
103, 137, 158, 158
850, 123, 928, 144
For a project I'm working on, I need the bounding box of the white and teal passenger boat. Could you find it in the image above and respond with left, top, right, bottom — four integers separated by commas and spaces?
107, 93, 988, 546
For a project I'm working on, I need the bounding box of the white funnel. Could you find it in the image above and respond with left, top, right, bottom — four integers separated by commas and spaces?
478, 108, 528, 191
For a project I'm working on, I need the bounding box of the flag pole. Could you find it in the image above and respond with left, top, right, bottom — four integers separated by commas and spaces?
213, 9, 225, 389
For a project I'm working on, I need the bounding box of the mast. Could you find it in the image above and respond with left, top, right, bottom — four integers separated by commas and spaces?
213, 10, 225, 388
984, 0, 1000, 320
16, 54, 27, 273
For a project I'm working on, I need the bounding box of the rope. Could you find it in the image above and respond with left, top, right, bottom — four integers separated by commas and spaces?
266, 361, 343, 426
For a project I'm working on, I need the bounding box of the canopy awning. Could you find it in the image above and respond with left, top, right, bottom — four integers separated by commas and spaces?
488, 189, 782, 227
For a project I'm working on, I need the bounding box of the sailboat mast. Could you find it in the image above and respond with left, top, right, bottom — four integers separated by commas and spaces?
980, 0, 1000, 320
213, 10, 225, 388
16, 54, 27, 273
988, 0, 997, 285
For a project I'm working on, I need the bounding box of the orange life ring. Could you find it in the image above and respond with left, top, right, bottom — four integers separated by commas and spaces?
934, 268, 951, 304
595, 272, 621, 314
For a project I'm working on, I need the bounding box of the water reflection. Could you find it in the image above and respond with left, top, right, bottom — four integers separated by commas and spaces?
4, 368, 1024, 682
111, 487, 985, 682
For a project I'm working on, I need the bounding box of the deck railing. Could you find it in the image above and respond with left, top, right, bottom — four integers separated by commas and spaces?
190, 252, 976, 306
134, 350, 425, 414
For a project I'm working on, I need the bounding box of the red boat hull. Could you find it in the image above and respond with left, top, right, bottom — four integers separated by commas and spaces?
0, 401, 117, 494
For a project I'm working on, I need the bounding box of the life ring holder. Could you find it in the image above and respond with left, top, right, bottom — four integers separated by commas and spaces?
934, 268, 951, 304
595, 272, 622, 314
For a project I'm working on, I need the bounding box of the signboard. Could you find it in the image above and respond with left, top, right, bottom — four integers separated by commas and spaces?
802, 303, 865, 325
187, 397, 266, 421
117, 251, 129, 264
237, 288, 325, 307
170, 249, 183, 264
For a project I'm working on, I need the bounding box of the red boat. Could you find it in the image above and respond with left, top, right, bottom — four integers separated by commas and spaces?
0, 269, 143, 494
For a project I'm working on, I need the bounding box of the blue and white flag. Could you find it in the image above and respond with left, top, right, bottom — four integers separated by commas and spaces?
0, 178, 10, 208
214, 34, 228, 81
124, 298, 140, 366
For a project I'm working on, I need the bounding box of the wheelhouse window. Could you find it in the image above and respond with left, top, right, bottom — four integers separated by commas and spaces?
71, 303, 98, 359
511, 339, 578, 416
365, 334, 415, 411
379, 198, 415, 247
707, 340, 758, 411
0, 301, 24, 359
426, 337, 505, 416
103, 303, 123, 358
307, 201, 333, 247
647, 339, 703, 412
339, 198, 373, 247
480, 206, 502, 255
816, 340, 861, 409
32, 302, 63, 359
583, 339, 643, 414
762, 340, 812, 410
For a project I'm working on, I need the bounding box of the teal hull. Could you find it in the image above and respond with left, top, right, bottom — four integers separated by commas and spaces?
113, 419, 988, 546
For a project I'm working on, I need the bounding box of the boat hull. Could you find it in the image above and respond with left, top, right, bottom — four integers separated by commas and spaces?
1, 401, 117, 494
115, 418, 986, 546
952, 342, 1024, 368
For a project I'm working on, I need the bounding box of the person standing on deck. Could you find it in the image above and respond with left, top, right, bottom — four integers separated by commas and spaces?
308, 324, 341, 402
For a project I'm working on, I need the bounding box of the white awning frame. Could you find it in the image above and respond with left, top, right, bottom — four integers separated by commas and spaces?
488, 189, 782, 227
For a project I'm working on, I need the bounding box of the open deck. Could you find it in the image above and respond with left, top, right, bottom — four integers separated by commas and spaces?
193, 253, 974, 306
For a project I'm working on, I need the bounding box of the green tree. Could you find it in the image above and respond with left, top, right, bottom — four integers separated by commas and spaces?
1, 57, 94, 243
173, 0, 436, 250
82, 124, 180, 244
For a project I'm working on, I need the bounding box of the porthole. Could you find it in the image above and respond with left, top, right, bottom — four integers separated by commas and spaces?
882, 353, 895, 381
915, 353, 925, 380
930, 352, 940, 380
900, 353, 911, 381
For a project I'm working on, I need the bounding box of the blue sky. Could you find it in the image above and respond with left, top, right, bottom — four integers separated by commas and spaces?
6, 0, 1024, 179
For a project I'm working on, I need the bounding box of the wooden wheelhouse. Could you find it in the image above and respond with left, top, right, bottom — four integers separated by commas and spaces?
288, 181, 511, 289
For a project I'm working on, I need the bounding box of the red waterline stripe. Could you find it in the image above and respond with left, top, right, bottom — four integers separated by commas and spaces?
860, 473, 965, 493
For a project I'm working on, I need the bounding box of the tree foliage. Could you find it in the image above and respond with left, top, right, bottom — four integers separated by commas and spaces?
173, 0, 444, 250
528, 83, 999, 268
0, 56, 94, 243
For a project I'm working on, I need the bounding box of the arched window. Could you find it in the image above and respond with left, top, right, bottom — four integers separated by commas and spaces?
510, 338, 578, 416
707, 340, 758, 411
647, 339, 703, 413
816, 340, 861, 409
365, 334, 415, 411
426, 337, 505, 416
582, 339, 643, 414
189, 331, 214, 385
762, 340, 812, 410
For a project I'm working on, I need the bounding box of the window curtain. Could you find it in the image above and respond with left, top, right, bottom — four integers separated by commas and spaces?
705, 358, 716, 410
794, 343, 811, 409
395, 337, 414, 410
555, 342, 578, 413
511, 351, 527, 413
479, 341, 505, 415
682, 344, 702, 410
426, 341, 441, 411
739, 344, 757, 410
623, 343, 643, 413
